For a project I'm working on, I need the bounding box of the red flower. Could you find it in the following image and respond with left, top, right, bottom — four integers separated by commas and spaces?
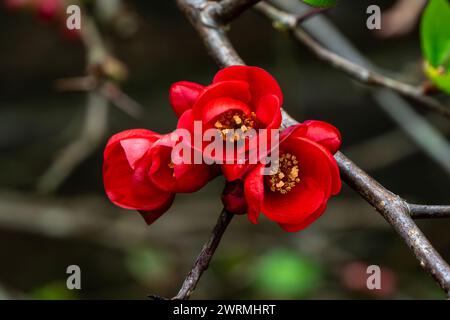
103, 129, 216, 225
171, 66, 283, 181
243, 120, 342, 232
103, 129, 171, 212
36, 0, 61, 21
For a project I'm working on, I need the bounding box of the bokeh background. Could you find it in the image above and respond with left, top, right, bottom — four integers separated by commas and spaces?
0, 0, 449, 299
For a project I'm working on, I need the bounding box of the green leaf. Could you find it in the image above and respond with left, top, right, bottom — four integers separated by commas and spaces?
251, 248, 323, 298
420, 0, 450, 93
421, 0, 450, 68
302, 0, 337, 8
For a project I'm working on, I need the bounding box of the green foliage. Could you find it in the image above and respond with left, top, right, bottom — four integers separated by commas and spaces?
125, 248, 169, 283
302, 0, 337, 8
30, 281, 78, 300
420, 0, 450, 93
251, 248, 323, 298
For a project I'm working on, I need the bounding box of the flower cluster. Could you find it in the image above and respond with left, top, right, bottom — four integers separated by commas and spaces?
103, 66, 342, 232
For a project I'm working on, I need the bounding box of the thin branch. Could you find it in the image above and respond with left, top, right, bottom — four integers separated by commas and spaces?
335, 152, 450, 295
98, 82, 144, 119
210, 0, 262, 23
176, 0, 450, 298
56, 77, 144, 119
37, 92, 109, 193
177, 0, 244, 67
39, 11, 143, 192
296, 7, 329, 24
172, 209, 234, 300
254, 2, 450, 119
409, 205, 450, 219
266, 0, 450, 176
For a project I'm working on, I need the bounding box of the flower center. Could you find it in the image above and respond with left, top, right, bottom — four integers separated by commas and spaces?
214, 110, 257, 142
266, 153, 300, 194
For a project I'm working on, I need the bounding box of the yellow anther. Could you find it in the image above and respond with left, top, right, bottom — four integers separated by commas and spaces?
266, 152, 301, 194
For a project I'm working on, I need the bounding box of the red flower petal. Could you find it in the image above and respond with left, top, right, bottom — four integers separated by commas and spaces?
192, 81, 251, 120
177, 109, 195, 133
119, 138, 153, 170
278, 202, 327, 232
104, 129, 161, 161
244, 164, 266, 224
285, 121, 342, 155
202, 97, 251, 125
171, 163, 218, 193
148, 133, 218, 193
262, 177, 325, 224
303, 120, 341, 154
138, 194, 176, 226
221, 163, 254, 181
255, 94, 282, 129
103, 130, 173, 212
169, 81, 205, 118
213, 66, 283, 107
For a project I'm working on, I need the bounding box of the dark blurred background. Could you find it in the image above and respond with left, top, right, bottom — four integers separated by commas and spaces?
0, 0, 449, 299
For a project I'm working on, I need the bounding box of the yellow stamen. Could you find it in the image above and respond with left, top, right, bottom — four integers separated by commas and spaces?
214, 111, 257, 141
266, 153, 301, 194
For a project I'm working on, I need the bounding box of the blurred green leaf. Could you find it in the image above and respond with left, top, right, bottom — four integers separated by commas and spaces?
420, 0, 450, 93
302, 0, 337, 8
252, 248, 323, 298
125, 248, 169, 283
30, 281, 77, 300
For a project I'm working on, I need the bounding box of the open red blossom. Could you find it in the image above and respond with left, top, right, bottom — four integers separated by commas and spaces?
103, 129, 216, 226
103, 129, 174, 225
103, 129, 174, 216
171, 66, 283, 181
243, 120, 342, 232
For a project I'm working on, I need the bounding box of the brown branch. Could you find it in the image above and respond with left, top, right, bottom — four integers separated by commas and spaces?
39, 11, 143, 193
254, 2, 450, 119
335, 152, 450, 295
37, 92, 109, 193
172, 209, 234, 300
175, 0, 450, 298
210, 0, 262, 23
56, 77, 144, 119
409, 204, 450, 219
296, 7, 329, 24
177, 0, 244, 67
98, 82, 144, 119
